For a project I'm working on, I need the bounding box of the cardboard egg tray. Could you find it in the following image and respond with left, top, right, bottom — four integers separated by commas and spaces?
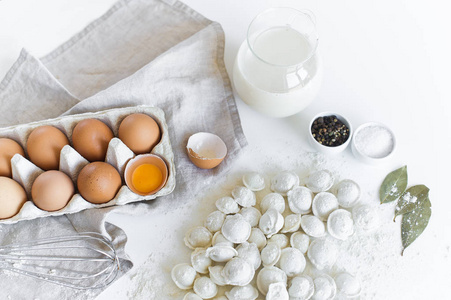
0, 106, 176, 224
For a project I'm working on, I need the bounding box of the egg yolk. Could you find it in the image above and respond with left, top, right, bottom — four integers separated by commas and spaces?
131, 163, 163, 194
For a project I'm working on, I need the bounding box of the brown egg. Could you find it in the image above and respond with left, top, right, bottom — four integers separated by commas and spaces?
77, 162, 122, 204
72, 119, 114, 162
31, 170, 74, 211
0, 138, 25, 177
0, 176, 27, 219
118, 113, 161, 154
27, 126, 69, 170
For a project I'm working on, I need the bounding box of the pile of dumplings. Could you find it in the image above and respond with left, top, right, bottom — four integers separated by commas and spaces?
172, 170, 380, 299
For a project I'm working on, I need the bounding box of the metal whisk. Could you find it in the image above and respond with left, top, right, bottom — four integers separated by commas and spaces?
0, 232, 121, 289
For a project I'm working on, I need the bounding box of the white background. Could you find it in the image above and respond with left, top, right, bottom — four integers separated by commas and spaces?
0, 0, 450, 299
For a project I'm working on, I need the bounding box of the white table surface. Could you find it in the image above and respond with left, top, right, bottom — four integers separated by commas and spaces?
1, 0, 450, 299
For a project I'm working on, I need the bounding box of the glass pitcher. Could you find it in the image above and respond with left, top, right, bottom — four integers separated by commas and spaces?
233, 7, 322, 118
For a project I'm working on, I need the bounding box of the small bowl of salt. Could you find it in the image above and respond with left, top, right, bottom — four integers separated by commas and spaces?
351, 122, 396, 164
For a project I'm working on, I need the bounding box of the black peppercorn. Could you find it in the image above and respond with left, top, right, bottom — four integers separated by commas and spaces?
311, 115, 350, 147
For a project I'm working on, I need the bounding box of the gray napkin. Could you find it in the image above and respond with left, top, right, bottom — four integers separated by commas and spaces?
0, 0, 247, 298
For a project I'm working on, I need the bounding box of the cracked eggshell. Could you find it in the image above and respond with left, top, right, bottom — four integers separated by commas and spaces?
352, 204, 380, 232
290, 232, 310, 254
221, 214, 251, 244
300, 215, 326, 238
187, 132, 227, 170
232, 186, 256, 207
205, 210, 226, 233
248, 228, 267, 250
281, 214, 301, 233
270, 171, 299, 195
225, 284, 259, 300
171, 263, 198, 290
183, 292, 203, 300
222, 257, 255, 286
327, 209, 354, 241
212, 231, 234, 247
193, 276, 218, 299
307, 239, 338, 271
278, 247, 306, 277
260, 193, 285, 214
267, 282, 289, 300
335, 179, 360, 208
208, 266, 227, 286
256, 266, 288, 295
287, 186, 313, 214
191, 248, 212, 274
259, 208, 284, 238
268, 234, 289, 249
288, 275, 315, 300
312, 192, 339, 221
206, 243, 238, 262
335, 272, 361, 298
239, 206, 261, 227
236, 241, 261, 270
261, 243, 282, 267
242, 172, 265, 191
306, 170, 334, 193
215, 196, 240, 214
312, 274, 337, 300
184, 226, 213, 250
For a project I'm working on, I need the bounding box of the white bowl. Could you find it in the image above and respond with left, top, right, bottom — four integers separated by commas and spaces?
308, 112, 353, 155
351, 122, 396, 165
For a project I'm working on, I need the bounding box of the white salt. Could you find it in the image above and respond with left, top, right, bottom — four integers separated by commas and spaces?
355, 125, 394, 158
401, 192, 417, 204
389, 184, 398, 195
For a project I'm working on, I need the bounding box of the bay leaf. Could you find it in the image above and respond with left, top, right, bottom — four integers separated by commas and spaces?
395, 185, 429, 219
379, 166, 408, 204
401, 196, 432, 255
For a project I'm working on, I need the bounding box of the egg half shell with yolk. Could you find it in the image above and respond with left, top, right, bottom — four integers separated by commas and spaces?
124, 154, 168, 196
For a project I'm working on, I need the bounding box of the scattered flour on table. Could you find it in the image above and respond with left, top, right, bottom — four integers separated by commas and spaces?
126, 253, 184, 300
122, 143, 448, 299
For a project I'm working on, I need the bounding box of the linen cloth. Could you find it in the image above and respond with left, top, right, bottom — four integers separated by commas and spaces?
0, 0, 247, 298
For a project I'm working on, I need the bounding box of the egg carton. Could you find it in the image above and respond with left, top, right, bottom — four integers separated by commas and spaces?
0, 106, 176, 224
